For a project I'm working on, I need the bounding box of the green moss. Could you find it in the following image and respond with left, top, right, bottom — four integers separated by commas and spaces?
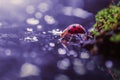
94, 2, 120, 34
110, 34, 120, 42
91, 30, 100, 36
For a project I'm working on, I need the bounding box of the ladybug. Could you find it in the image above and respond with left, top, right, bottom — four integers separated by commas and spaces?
60, 24, 86, 42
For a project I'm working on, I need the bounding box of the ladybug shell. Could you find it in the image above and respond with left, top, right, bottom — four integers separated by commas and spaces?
61, 24, 86, 38
67, 24, 86, 34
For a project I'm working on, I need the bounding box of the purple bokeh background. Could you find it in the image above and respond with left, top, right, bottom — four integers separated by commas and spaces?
0, 0, 119, 80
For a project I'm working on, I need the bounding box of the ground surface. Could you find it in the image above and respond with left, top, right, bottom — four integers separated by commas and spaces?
0, 0, 119, 80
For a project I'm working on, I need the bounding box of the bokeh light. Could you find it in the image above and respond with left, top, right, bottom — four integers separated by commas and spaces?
55, 74, 70, 80
105, 60, 113, 68
26, 5, 35, 14
57, 58, 70, 70
80, 52, 90, 59
26, 18, 39, 25
73, 58, 86, 75
58, 48, 66, 55
0, 0, 117, 80
20, 63, 40, 77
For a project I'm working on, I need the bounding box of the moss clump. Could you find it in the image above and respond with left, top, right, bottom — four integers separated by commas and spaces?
110, 34, 120, 42
92, 2, 120, 36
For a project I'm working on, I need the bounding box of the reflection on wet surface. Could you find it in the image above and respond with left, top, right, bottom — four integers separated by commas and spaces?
0, 0, 119, 80
0, 28, 113, 80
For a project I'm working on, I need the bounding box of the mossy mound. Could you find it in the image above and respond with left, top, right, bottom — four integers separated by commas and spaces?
92, 2, 120, 39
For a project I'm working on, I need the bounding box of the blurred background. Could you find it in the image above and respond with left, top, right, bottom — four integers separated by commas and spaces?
0, 0, 119, 80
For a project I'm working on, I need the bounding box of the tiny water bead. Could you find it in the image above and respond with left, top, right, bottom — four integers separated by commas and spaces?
26, 28, 33, 32
37, 25, 43, 30
58, 48, 66, 55
49, 42, 55, 47
0, 0, 119, 80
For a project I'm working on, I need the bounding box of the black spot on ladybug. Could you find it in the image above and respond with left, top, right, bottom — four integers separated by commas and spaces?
72, 26, 76, 28
68, 30, 71, 33
78, 28, 82, 31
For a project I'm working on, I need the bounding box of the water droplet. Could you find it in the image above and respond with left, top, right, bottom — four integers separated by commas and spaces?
58, 48, 66, 55
26, 28, 33, 32
49, 42, 55, 47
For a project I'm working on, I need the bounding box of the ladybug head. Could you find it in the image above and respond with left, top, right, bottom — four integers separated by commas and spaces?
60, 33, 64, 38
60, 30, 69, 38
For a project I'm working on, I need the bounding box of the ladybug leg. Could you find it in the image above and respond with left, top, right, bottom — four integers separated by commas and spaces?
68, 34, 74, 42
76, 34, 83, 40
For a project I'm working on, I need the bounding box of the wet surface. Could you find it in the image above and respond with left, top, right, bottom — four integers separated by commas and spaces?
0, 0, 119, 80
0, 27, 113, 80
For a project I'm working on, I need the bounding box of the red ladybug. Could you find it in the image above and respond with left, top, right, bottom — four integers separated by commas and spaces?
61, 24, 86, 39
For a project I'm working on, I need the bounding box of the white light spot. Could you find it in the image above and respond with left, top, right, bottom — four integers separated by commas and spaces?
26, 28, 33, 32
58, 48, 66, 55
24, 36, 38, 42
5, 49, 11, 56
0, 22, 3, 27
72, 8, 92, 19
51, 29, 62, 35
20, 63, 40, 77
26, 5, 35, 14
38, 2, 50, 13
105, 60, 113, 68
55, 74, 69, 80
57, 58, 70, 70
80, 52, 90, 59
26, 18, 39, 25
62, 6, 73, 16
24, 37, 32, 42
42, 31, 46, 34
35, 12, 43, 19
32, 36, 38, 42
44, 15, 56, 24
37, 25, 42, 30
49, 42, 55, 47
